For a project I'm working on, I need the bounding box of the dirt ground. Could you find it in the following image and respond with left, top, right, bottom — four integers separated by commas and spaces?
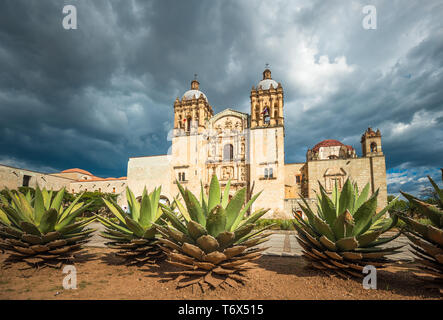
0, 248, 441, 300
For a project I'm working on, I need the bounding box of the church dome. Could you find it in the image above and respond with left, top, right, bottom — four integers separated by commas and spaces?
312, 139, 344, 152
182, 89, 207, 101
257, 67, 279, 90
257, 79, 279, 90
182, 78, 208, 101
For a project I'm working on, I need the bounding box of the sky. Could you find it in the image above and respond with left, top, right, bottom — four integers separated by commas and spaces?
0, 0, 442, 196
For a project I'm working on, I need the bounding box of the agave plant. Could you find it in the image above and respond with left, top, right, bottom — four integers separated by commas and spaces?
293, 178, 402, 278
0, 186, 95, 268
95, 186, 165, 266
156, 175, 271, 290
395, 172, 443, 287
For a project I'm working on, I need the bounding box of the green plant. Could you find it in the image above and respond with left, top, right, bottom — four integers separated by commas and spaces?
157, 175, 272, 290
255, 219, 295, 230
0, 186, 95, 268
293, 178, 402, 278
95, 187, 165, 266
395, 173, 443, 287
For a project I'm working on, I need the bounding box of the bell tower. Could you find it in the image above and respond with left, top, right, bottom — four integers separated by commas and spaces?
173, 76, 213, 136
250, 67, 284, 129
361, 127, 383, 157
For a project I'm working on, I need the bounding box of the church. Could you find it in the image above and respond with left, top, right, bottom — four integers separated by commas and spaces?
125, 67, 387, 218
0, 67, 387, 218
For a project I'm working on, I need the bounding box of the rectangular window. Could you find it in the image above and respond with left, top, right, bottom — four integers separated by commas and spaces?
264, 168, 268, 178
296, 175, 301, 184
269, 168, 273, 178
22, 175, 31, 187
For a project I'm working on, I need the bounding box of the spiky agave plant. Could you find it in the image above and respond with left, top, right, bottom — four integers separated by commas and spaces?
156, 175, 271, 290
395, 172, 443, 287
0, 187, 95, 268
293, 178, 402, 278
96, 186, 165, 266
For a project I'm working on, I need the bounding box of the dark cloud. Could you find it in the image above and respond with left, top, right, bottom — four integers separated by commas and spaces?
0, 0, 442, 194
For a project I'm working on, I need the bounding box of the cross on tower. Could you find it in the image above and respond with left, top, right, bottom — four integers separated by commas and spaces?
265, 63, 270, 69
194, 73, 198, 81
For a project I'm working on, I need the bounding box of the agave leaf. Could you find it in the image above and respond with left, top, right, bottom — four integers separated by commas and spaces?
127, 187, 141, 221
151, 186, 161, 220
371, 195, 399, 224
336, 237, 359, 251
59, 192, 86, 223
55, 202, 91, 231
20, 221, 41, 236
312, 214, 336, 242
196, 234, 220, 253
221, 179, 231, 209
143, 226, 157, 239
6, 189, 24, 219
352, 190, 378, 236
41, 189, 50, 210
174, 198, 190, 221
360, 231, 401, 248
427, 175, 443, 207
159, 203, 188, 234
239, 208, 270, 228
208, 174, 221, 212
206, 205, 226, 238
185, 189, 206, 227
403, 194, 442, 228
318, 183, 337, 227
298, 195, 317, 227
50, 188, 65, 213
216, 231, 235, 249
38, 209, 58, 234
200, 182, 208, 217
354, 183, 370, 214
139, 191, 152, 227
94, 214, 132, 235
332, 210, 352, 239
225, 187, 246, 231
235, 224, 273, 244
230, 191, 262, 231
57, 217, 95, 234
0, 207, 11, 225
356, 229, 383, 247
19, 190, 35, 222
101, 197, 126, 225
34, 184, 45, 225
123, 216, 144, 237
187, 220, 207, 240
233, 223, 255, 242
338, 179, 355, 215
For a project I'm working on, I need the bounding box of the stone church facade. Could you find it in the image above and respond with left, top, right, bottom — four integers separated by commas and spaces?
0, 68, 387, 218
125, 68, 387, 218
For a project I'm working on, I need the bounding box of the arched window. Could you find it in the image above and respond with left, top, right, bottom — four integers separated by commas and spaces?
370, 142, 377, 152
223, 144, 233, 161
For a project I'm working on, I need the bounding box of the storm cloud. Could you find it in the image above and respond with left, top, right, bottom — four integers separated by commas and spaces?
0, 0, 442, 195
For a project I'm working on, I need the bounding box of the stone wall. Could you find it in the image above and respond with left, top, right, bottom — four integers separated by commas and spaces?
0, 164, 73, 191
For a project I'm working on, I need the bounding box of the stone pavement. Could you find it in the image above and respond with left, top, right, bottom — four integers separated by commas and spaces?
86, 222, 414, 261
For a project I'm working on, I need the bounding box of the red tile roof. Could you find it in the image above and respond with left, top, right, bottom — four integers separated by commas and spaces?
312, 139, 344, 152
